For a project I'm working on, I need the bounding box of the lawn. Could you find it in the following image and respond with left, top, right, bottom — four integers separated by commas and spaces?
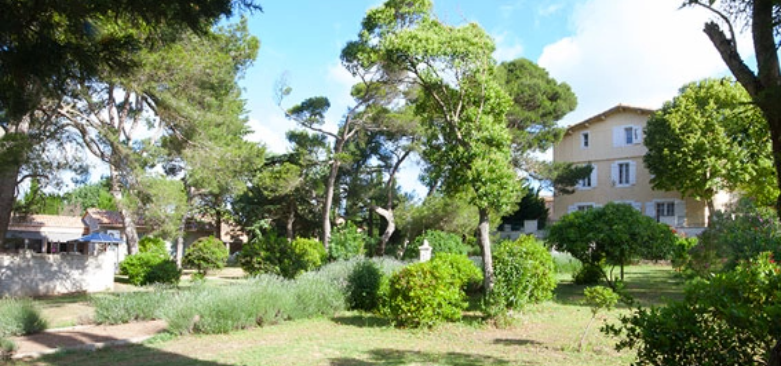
10, 265, 685, 366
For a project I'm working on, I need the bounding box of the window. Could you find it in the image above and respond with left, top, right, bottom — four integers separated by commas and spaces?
577, 164, 596, 189
624, 127, 634, 144
656, 202, 675, 217
580, 174, 592, 188
581, 132, 589, 148
577, 204, 594, 211
618, 163, 630, 185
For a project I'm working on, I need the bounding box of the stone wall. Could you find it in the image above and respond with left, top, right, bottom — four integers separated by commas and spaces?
0, 252, 115, 297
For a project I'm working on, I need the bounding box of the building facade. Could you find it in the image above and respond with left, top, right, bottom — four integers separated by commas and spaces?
552, 105, 733, 235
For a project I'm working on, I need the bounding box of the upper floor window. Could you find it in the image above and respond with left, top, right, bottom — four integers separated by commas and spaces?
581, 131, 590, 148
614, 125, 642, 146
577, 204, 594, 211
612, 160, 636, 187
577, 163, 597, 189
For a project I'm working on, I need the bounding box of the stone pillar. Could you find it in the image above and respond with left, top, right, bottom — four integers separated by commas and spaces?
419, 239, 432, 262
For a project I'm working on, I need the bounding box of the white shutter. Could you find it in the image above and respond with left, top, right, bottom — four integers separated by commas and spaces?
611, 162, 618, 186
645, 201, 656, 218
632, 201, 642, 211
675, 200, 686, 227
613, 127, 623, 147
591, 165, 598, 187
629, 161, 637, 185
634, 126, 643, 144
568, 205, 576, 214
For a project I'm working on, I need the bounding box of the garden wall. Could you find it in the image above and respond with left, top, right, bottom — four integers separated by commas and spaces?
0, 252, 115, 297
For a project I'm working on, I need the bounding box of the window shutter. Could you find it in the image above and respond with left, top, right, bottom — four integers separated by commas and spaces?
613, 127, 622, 147
611, 162, 618, 185
629, 161, 637, 185
675, 200, 686, 226
568, 205, 576, 214
632, 201, 642, 211
591, 165, 598, 187
645, 201, 656, 218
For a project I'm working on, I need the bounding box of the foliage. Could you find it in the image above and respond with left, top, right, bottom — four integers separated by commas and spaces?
239, 233, 326, 279
0, 298, 47, 337
120, 252, 181, 286
139, 236, 168, 255
488, 236, 556, 313
183, 236, 228, 276
94, 271, 345, 335
604, 253, 781, 366
500, 186, 549, 231
573, 263, 605, 286
548, 202, 677, 285
317, 257, 407, 294
133, 177, 188, 240
580, 286, 620, 351
644, 78, 774, 207
345, 260, 385, 312
692, 198, 781, 275
0, 337, 16, 360
432, 253, 484, 292
329, 222, 366, 261
670, 237, 698, 272
403, 230, 470, 260
381, 255, 476, 328
551, 251, 583, 275
394, 194, 479, 246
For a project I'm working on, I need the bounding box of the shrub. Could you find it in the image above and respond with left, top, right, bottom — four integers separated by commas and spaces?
346, 260, 384, 312
239, 233, 326, 279
120, 252, 181, 286
329, 222, 366, 261
0, 298, 47, 337
403, 230, 470, 259
671, 236, 698, 272
0, 338, 16, 360
139, 236, 167, 254
432, 253, 483, 292
693, 198, 781, 275
283, 237, 326, 278
573, 263, 604, 285
317, 257, 406, 294
604, 252, 781, 365
580, 286, 619, 351
552, 251, 583, 275
92, 290, 170, 324
382, 258, 469, 328
489, 235, 557, 311
183, 236, 228, 276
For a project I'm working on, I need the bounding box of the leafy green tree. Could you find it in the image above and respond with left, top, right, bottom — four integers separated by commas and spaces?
548, 202, 677, 286
683, 0, 781, 219
0, 0, 260, 247
644, 78, 773, 213
183, 236, 228, 277
344, 0, 520, 292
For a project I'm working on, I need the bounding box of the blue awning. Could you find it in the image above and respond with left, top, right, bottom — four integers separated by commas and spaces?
73, 232, 123, 243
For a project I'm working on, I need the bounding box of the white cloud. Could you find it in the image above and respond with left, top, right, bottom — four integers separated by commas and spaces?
538, 3, 563, 17
538, 0, 753, 127
246, 116, 291, 154
493, 32, 524, 62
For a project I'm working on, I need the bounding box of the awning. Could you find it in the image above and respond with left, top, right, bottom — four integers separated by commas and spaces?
73, 232, 123, 243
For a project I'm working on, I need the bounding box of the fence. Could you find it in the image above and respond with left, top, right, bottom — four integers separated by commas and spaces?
0, 252, 115, 297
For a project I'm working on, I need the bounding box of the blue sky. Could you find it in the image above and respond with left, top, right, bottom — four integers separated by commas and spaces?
236, 0, 751, 198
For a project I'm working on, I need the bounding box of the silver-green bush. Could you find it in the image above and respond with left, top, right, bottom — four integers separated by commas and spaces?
0, 298, 47, 337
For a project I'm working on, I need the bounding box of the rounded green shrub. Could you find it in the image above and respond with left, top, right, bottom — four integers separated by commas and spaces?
573, 263, 604, 285
491, 235, 556, 310
120, 252, 180, 286
382, 257, 471, 328
432, 253, 483, 292
0, 298, 48, 337
139, 236, 167, 254
183, 236, 228, 276
403, 230, 470, 259
239, 233, 326, 279
329, 222, 366, 261
346, 259, 384, 312
671, 236, 698, 272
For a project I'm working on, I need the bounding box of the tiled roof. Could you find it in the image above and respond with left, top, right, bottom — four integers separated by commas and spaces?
84, 208, 125, 226
566, 104, 655, 133
9, 214, 84, 228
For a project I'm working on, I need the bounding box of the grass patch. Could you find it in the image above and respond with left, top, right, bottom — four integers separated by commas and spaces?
555, 264, 685, 307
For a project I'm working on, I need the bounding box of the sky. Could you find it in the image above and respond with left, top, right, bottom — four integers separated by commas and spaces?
236, 0, 753, 198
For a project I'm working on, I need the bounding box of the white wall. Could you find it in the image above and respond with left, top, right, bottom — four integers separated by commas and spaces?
0, 252, 115, 297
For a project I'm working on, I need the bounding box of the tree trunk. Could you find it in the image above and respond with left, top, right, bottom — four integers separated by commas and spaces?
372, 206, 395, 256
109, 167, 139, 255
0, 116, 30, 247
478, 207, 495, 293
769, 338, 781, 366
322, 159, 340, 250
286, 206, 295, 242
175, 217, 186, 269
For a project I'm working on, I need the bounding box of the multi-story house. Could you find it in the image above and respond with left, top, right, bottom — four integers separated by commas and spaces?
552, 104, 733, 236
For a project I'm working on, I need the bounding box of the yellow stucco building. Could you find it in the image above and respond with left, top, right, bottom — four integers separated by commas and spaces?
552, 105, 733, 235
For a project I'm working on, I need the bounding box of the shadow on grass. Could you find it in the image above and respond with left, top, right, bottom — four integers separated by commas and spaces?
9, 332, 233, 366
554, 266, 686, 308
331, 314, 391, 328
330, 348, 522, 366
493, 338, 543, 346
